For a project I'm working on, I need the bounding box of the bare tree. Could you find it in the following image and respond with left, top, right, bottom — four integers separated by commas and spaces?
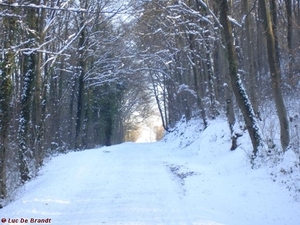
216, 0, 263, 159
259, 0, 290, 151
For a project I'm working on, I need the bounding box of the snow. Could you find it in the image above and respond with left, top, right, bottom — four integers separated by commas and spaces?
1, 118, 300, 224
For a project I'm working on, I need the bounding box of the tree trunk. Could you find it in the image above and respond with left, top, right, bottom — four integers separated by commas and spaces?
75, 15, 87, 149
284, 0, 294, 85
18, 3, 42, 183
151, 72, 168, 131
242, 0, 259, 117
259, 0, 290, 151
0, 6, 15, 202
188, 33, 208, 128
218, 42, 237, 150
32, 4, 46, 168
75, 68, 85, 149
217, 0, 263, 159
19, 52, 36, 183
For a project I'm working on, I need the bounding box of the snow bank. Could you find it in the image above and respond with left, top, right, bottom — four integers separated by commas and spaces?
165, 116, 300, 202
163, 117, 300, 224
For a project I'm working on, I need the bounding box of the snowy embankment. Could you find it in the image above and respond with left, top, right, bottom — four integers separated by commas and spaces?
1, 118, 299, 224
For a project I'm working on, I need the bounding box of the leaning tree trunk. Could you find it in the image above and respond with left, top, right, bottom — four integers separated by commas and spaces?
217, 0, 264, 159
259, 0, 290, 151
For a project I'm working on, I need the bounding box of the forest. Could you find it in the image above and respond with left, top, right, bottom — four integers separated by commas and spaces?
0, 0, 300, 207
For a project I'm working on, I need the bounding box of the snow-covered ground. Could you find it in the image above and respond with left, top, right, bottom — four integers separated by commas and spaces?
1, 118, 299, 224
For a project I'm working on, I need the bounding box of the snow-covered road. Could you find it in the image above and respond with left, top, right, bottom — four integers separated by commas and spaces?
2, 142, 223, 225
1, 120, 300, 225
